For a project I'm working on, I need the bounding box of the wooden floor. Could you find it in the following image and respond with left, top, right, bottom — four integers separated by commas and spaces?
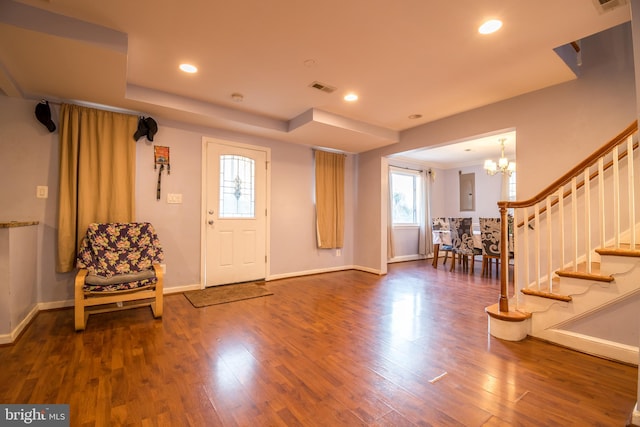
1, 260, 637, 426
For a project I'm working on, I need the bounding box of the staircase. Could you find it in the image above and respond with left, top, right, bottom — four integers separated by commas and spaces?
486, 121, 640, 366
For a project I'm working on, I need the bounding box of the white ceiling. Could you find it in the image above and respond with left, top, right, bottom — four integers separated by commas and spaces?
0, 0, 631, 155
392, 130, 517, 170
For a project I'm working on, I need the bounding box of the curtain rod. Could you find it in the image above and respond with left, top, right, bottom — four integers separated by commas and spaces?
390, 164, 424, 173
313, 148, 347, 157
34, 97, 147, 116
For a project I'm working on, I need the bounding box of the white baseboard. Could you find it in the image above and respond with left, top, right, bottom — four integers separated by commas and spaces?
268, 265, 352, 281
164, 283, 202, 293
388, 254, 427, 264
534, 329, 639, 366
0, 304, 39, 345
352, 265, 385, 275
267, 265, 384, 281
40, 299, 74, 310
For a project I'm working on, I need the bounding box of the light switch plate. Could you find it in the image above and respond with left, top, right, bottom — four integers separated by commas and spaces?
36, 186, 48, 199
167, 193, 182, 204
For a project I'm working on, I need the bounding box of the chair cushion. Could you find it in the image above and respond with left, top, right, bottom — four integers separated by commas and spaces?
85, 269, 155, 286
77, 222, 164, 278
83, 280, 154, 294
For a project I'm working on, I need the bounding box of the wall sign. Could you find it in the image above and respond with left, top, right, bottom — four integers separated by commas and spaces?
154, 146, 170, 200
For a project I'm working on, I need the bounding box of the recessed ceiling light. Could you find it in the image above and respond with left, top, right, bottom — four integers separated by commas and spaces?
478, 19, 503, 35
231, 93, 244, 102
408, 114, 422, 119
344, 93, 358, 102
179, 63, 198, 73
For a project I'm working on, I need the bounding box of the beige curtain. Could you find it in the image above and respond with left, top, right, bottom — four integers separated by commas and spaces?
315, 150, 345, 249
57, 103, 138, 272
418, 169, 433, 258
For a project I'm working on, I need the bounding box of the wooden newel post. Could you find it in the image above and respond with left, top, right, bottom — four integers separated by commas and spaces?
499, 203, 509, 312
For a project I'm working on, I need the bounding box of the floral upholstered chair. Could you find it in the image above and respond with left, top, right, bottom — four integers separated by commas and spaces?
431, 217, 452, 268
479, 217, 501, 277
74, 222, 164, 330
479, 216, 514, 277
448, 217, 481, 274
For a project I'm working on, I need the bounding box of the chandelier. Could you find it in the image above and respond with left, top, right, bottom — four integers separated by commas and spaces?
484, 138, 515, 176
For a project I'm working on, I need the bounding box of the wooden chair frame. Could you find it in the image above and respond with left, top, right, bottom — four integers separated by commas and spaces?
75, 265, 163, 331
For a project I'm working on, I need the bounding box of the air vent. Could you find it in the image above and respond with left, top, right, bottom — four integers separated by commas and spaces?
308, 81, 337, 94
592, 0, 627, 13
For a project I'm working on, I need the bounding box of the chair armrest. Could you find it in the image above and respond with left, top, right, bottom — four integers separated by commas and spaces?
152, 264, 164, 292
75, 269, 88, 291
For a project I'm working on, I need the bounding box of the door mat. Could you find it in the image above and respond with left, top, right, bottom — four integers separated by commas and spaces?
183, 282, 273, 308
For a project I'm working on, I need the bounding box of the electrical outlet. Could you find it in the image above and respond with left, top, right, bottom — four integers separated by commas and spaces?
336, 249, 342, 256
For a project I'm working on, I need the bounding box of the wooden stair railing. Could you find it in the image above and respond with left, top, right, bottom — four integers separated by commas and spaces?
494, 121, 638, 314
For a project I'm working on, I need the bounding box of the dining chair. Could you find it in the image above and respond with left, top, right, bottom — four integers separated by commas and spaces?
449, 217, 481, 274
479, 217, 501, 277
431, 217, 452, 268
479, 216, 515, 277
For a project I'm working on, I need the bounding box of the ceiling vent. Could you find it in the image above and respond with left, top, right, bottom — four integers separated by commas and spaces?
592, 0, 628, 14
308, 81, 337, 94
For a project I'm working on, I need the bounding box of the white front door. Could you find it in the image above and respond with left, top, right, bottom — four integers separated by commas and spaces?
204, 140, 268, 287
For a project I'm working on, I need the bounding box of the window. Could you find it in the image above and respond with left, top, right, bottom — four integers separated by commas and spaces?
508, 172, 516, 201
390, 169, 421, 225
219, 155, 255, 218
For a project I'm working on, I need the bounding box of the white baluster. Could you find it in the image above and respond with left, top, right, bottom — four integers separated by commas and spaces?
546, 196, 553, 291
628, 136, 635, 249
598, 158, 605, 250
523, 206, 530, 295
513, 210, 519, 307
584, 168, 592, 274
534, 204, 541, 290
613, 145, 620, 247
558, 188, 565, 271
571, 177, 578, 271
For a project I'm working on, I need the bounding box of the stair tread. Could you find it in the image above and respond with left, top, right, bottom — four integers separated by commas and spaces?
485, 303, 531, 321
521, 288, 572, 302
596, 243, 640, 257
556, 262, 614, 282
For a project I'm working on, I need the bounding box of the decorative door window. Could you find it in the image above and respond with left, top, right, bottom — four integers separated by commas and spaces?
219, 155, 255, 218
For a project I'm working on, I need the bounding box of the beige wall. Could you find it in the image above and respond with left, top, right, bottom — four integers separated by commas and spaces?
0, 96, 357, 304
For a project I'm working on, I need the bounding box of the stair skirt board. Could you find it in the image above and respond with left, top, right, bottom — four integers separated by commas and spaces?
527, 286, 640, 330
531, 329, 638, 366
514, 256, 640, 364
519, 280, 617, 314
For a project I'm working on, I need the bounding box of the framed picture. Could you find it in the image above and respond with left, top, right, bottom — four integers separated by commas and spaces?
154, 145, 170, 166
459, 172, 475, 211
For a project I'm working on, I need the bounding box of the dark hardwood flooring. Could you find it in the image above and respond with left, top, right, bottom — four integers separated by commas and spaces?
0, 260, 637, 426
